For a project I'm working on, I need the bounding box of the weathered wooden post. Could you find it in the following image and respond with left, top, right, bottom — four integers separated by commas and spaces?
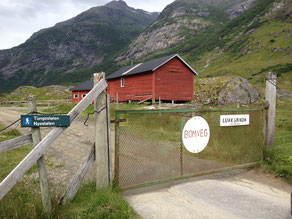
27, 96, 52, 213
106, 93, 114, 183
265, 72, 277, 149
94, 73, 110, 188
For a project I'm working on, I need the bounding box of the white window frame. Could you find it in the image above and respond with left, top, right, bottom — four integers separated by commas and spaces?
121, 78, 125, 88
74, 94, 79, 99
82, 94, 87, 98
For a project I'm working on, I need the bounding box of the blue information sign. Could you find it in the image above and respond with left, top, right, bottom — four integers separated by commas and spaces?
21, 115, 70, 127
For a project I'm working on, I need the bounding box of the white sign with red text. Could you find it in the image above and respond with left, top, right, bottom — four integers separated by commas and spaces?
182, 116, 210, 154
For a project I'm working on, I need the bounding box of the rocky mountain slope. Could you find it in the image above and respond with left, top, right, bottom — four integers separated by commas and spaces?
116, 0, 256, 61
0, 1, 158, 93
188, 0, 292, 92
115, 0, 291, 96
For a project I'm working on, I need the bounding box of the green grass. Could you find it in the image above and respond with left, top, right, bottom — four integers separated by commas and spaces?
54, 183, 136, 218
0, 123, 47, 218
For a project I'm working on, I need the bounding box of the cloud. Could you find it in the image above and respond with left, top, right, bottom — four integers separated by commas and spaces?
0, 0, 174, 50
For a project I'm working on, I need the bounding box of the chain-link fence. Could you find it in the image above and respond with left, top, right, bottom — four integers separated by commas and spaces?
115, 108, 264, 188
275, 101, 292, 150
42, 115, 96, 195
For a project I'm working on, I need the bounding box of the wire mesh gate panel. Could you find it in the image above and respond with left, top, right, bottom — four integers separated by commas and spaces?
115, 108, 264, 188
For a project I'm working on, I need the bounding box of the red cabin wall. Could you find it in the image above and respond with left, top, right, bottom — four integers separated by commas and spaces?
107, 72, 153, 102
154, 58, 194, 101
72, 90, 90, 103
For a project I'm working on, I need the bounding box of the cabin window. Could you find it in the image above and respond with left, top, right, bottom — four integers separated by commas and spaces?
121, 78, 125, 87
82, 94, 86, 98
74, 94, 79, 99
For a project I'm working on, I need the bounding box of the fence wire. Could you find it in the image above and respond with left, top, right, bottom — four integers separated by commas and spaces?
116, 109, 264, 188
43, 115, 96, 195
275, 104, 292, 148
0, 114, 97, 202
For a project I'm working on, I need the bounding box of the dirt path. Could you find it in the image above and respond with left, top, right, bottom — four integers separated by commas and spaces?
0, 107, 30, 134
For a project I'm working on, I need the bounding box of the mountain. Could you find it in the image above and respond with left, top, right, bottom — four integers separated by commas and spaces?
116, 0, 291, 95
1, 0, 290, 96
116, 0, 256, 61
0, 0, 159, 93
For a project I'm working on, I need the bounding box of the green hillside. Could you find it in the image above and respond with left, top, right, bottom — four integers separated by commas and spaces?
189, 0, 292, 91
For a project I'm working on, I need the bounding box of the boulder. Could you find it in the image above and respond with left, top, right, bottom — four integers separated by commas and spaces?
195, 76, 260, 105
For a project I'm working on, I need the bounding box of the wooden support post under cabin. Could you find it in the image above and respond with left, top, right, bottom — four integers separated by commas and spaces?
27, 96, 52, 213
265, 72, 277, 149
94, 73, 110, 188
116, 92, 119, 106
159, 96, 161, 109
172, 100, 174, 105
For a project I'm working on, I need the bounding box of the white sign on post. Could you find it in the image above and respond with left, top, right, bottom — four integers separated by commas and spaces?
182, 116, 210, 154
220, 114, 250, 127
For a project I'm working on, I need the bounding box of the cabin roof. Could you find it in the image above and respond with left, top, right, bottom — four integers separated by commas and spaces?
71, 80, 93, 91
106, 54, 198, 80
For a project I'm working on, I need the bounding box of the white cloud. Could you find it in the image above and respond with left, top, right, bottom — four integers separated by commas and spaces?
0, 0, 174, 50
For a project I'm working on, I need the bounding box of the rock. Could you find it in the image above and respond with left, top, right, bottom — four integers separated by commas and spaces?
43, 85, 67, 90
225, 0, 256, 20
116, 17, 212, 61
218, 77, 260, 105
195, 76, 260, 105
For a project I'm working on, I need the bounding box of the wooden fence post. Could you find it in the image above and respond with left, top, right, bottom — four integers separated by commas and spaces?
265, 72, 277, 149
94, 73, 109, 188
106, 93, 114, 183
27, 96, 52, 213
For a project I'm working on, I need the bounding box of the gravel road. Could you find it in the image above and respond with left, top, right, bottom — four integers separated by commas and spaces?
125, 169, 292, 219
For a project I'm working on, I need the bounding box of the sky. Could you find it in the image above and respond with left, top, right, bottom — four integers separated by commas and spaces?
0, 0, 175, 50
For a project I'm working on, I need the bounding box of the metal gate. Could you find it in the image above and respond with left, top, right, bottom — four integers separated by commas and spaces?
114, 108, 264, 189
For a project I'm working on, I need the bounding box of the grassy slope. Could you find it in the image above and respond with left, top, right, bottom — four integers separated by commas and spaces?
0, 86, 71, 102
193, 21, 292, 89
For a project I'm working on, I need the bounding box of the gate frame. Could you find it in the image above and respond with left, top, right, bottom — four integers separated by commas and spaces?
114, 107, 265, 190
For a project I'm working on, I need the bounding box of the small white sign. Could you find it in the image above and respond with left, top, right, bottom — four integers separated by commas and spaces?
220, 114, 250, 127
182, 116, 210, 154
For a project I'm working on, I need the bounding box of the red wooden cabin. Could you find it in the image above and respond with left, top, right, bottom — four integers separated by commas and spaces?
106, 54, 198, 102
71, 80, 93, 103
